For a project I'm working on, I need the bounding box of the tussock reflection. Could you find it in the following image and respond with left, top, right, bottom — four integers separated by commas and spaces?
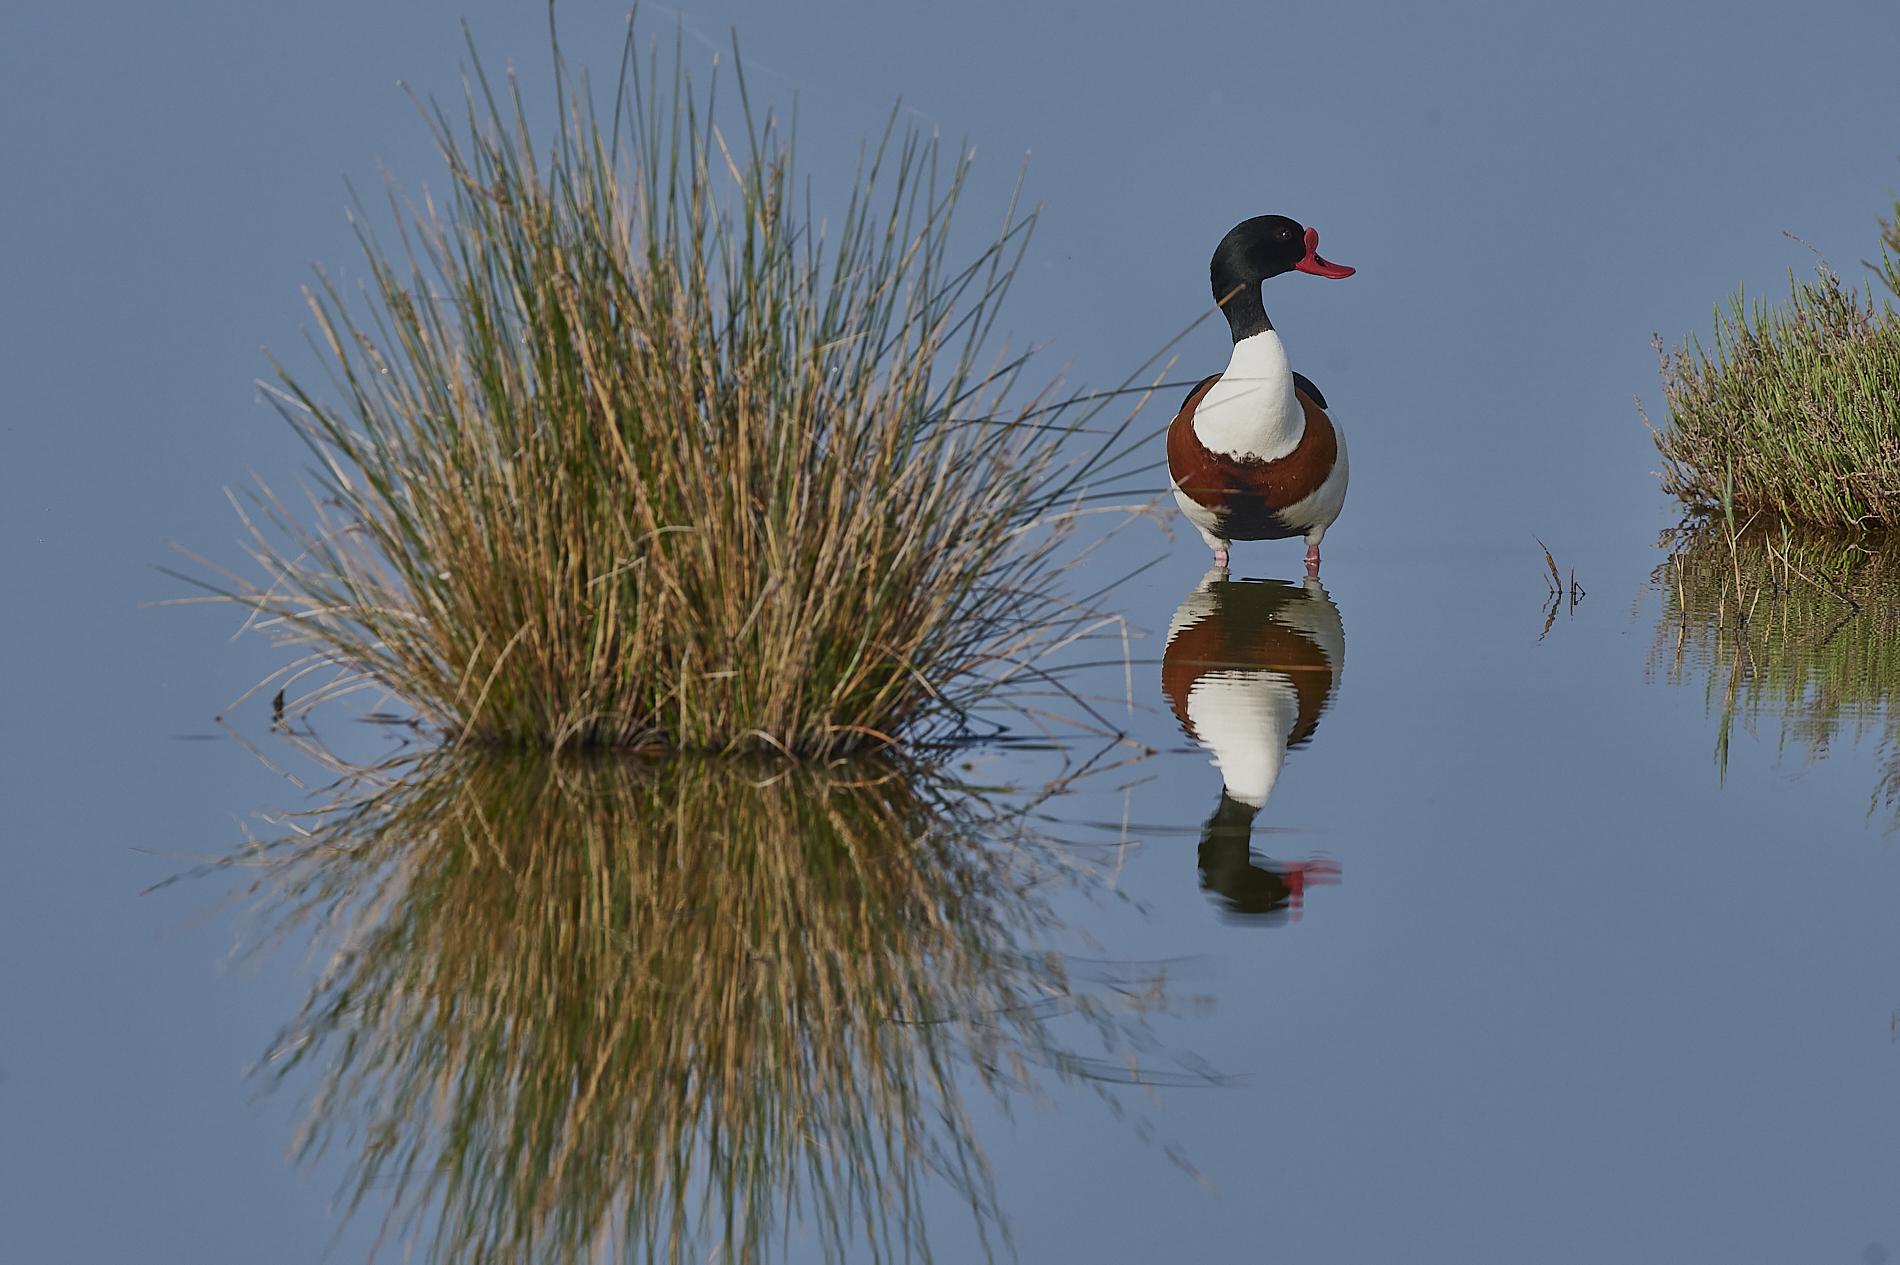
1162, 570, 1344, 921
1651, 526, 1900, 815
240, 752, 1203, 1262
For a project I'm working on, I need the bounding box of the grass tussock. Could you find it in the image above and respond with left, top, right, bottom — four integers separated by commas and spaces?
220, 752, 1192, 1263
1649, 197, 1900, 530
1649, 524, 1900, 816
186, 21, 1149, 755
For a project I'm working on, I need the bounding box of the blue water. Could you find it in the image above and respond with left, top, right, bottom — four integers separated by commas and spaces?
7, 2, 1900, 1260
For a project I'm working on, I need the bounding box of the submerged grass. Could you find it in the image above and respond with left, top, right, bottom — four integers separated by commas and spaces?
1649, 524, 1900, 818
182, 18, 1152, 755
215, 750, 1197, 1263
1649, 197, 1900, 530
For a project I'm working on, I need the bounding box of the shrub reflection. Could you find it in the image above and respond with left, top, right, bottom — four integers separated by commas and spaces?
237, 751, 1196, 1262
1651, 526, 1900, 816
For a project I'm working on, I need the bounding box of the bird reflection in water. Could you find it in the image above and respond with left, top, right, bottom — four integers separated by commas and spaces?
1162, 568, 1344, 922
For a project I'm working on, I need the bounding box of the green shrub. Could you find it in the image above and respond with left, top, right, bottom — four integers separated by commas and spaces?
187, 25, 1144, 754
1651, 198, 1900, 530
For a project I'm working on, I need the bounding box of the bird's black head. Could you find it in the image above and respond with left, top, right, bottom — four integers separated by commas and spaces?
1210, 214, 1354, 341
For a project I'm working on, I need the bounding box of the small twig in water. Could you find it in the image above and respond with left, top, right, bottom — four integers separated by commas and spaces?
1535, 537, 1586, 640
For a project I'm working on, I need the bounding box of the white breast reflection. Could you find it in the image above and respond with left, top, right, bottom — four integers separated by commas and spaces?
1161, 568, 1344, 923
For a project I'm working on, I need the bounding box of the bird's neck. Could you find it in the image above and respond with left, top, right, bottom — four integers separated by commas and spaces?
1213, 264, 1272, 341
1202, 791, 1262, 850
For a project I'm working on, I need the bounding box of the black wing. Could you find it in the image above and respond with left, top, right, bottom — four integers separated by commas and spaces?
1291, 372, 1328, 410
1177, 372, 1222, 413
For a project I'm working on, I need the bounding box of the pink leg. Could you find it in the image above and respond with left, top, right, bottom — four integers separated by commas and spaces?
1212, 545, 1229, 569
1303, 542, 1321, 576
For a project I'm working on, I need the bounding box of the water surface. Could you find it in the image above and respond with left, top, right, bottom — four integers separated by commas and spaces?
9, 3, 1900, 1261
160, 524, 1900, 1263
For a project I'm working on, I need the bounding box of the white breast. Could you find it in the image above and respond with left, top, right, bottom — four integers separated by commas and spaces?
1191, 330, 1303, 462
1185, 671, 1301, 808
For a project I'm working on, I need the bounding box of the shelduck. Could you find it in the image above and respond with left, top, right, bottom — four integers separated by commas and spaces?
1167, 215, 1355, 575
1161, 569, 1344, 921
